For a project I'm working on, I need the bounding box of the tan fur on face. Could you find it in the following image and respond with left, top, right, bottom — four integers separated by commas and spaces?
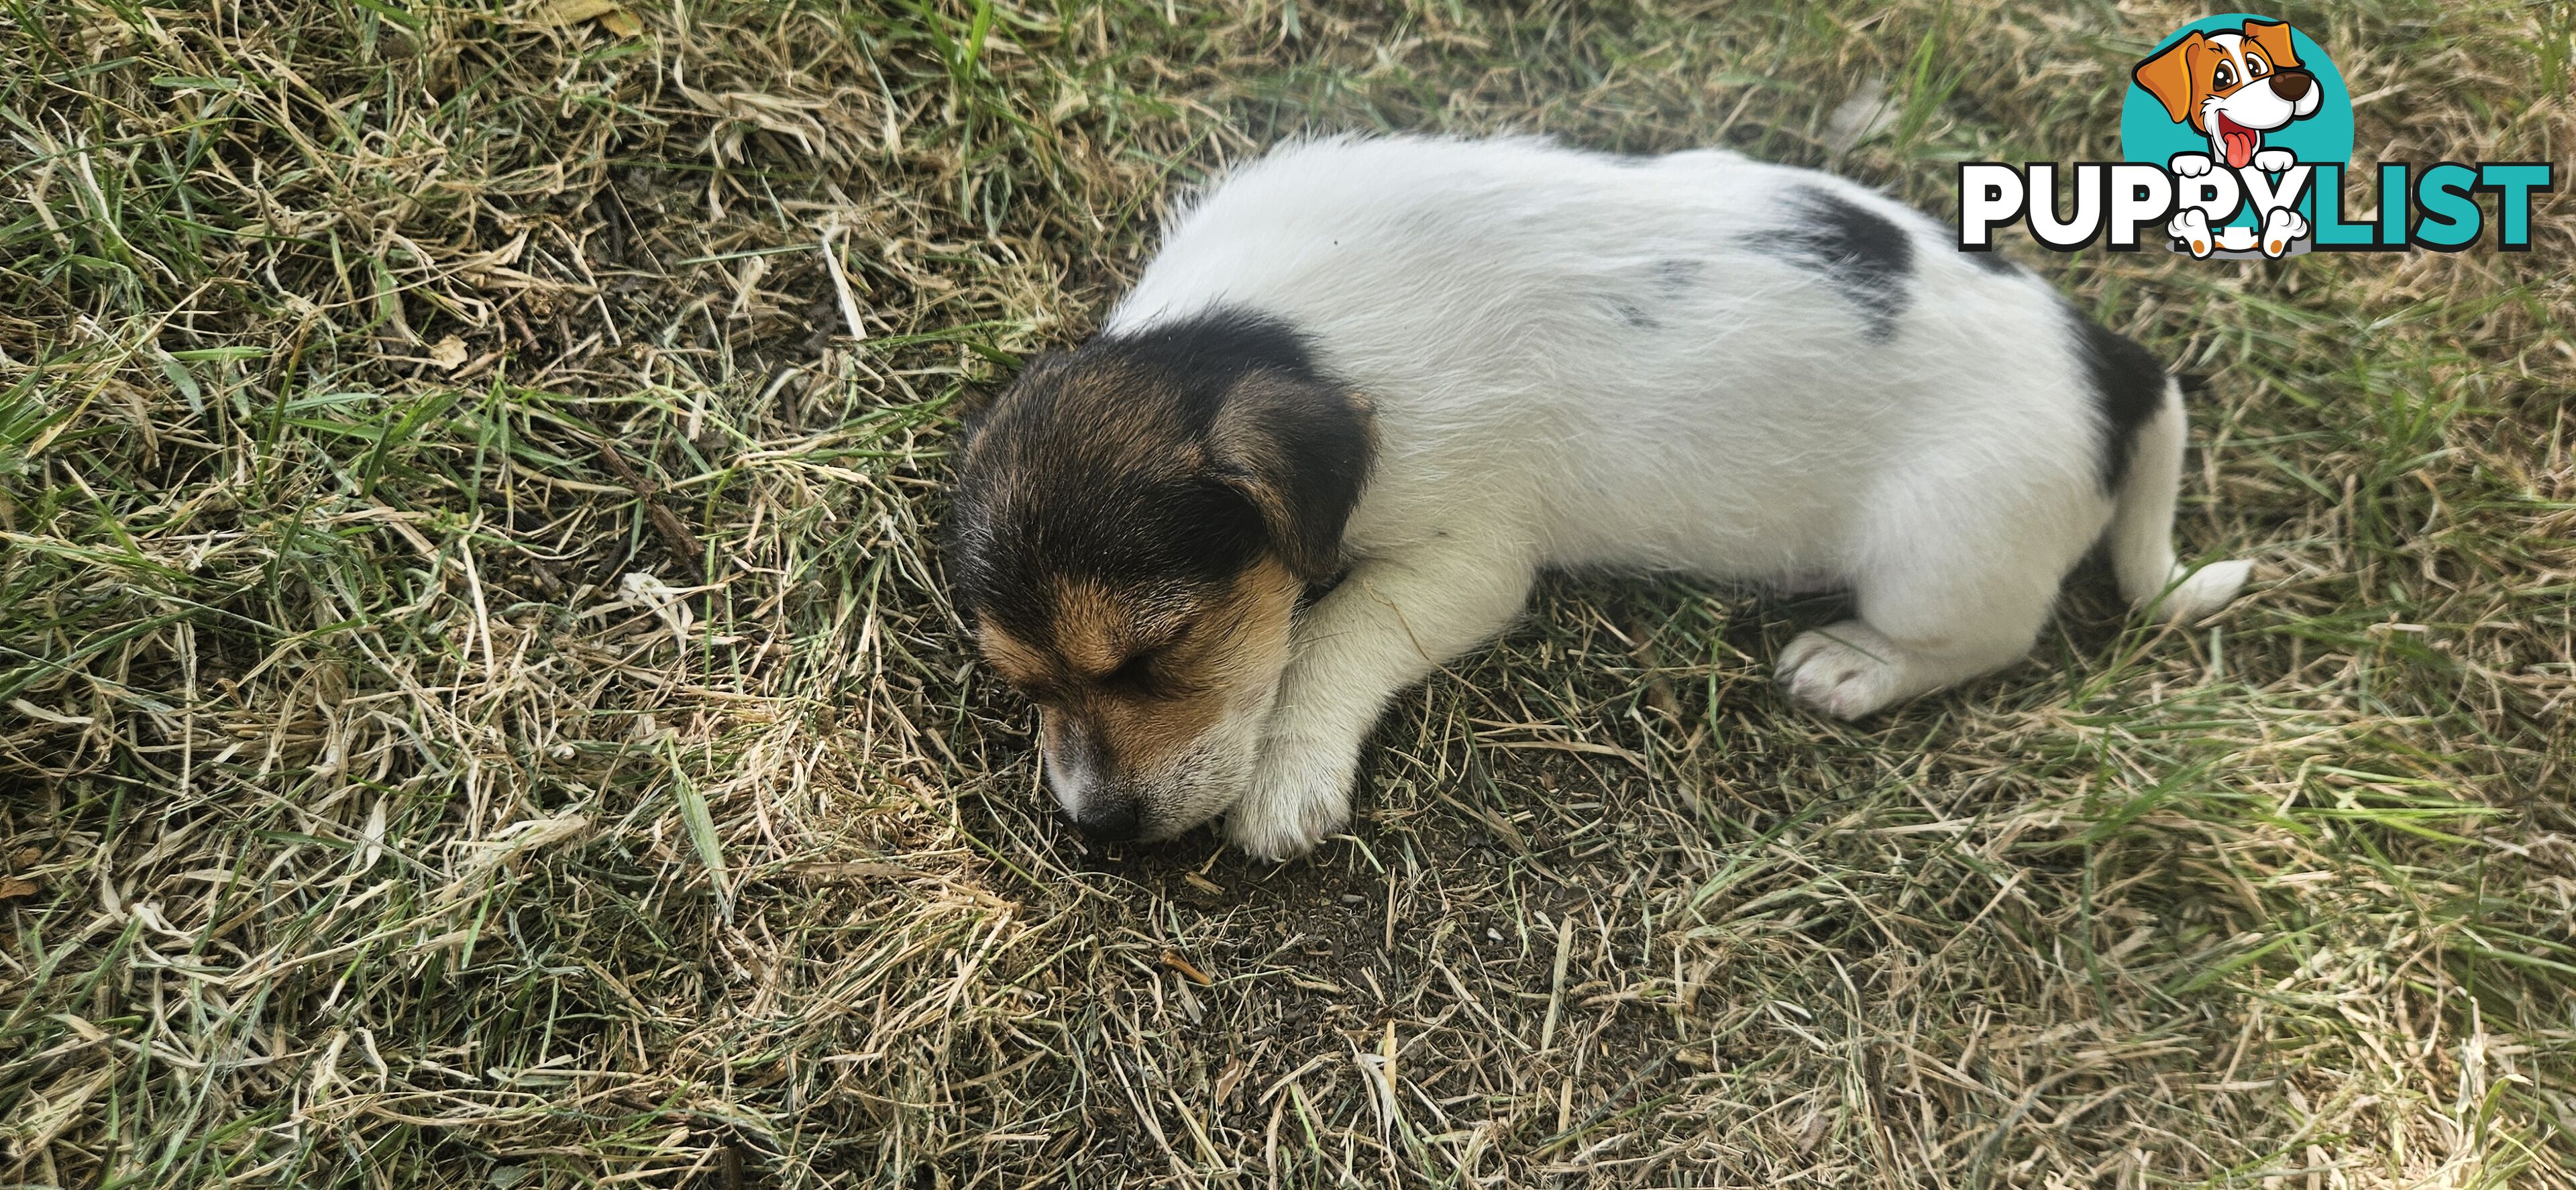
976, 559, 1302, 792
974, 620, 1053, 690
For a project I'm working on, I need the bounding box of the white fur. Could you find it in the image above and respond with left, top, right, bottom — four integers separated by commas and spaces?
1105, 136, 2250, 859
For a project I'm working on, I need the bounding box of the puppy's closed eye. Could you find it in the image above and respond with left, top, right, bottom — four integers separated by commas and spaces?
981, 626, 1202, 703
1099, 647, 1173, 697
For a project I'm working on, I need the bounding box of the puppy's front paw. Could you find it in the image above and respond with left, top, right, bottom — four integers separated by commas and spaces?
2168, 152, 2214, 178
1777, 622, 1909, 720
2251, 148, 2296, 174
1226, 740, 1352, 861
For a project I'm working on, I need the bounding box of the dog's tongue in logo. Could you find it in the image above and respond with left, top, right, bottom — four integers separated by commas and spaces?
2214, 113, 2258, 168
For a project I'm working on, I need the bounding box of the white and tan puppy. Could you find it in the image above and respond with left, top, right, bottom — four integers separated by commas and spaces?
948, 136, 2250, 860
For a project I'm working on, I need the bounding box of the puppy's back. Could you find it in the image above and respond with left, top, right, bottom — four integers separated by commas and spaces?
1106, 136, 2123, 580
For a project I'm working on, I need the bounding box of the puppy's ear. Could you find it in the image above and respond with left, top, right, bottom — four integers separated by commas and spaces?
2241, 19, 2301, 71
1204, 373, 1373, 583
2132, 32, 2205, 125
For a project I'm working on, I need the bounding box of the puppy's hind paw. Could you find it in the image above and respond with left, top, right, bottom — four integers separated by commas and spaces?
1777, 621, 1909, 720
2151, 559, 2254, 623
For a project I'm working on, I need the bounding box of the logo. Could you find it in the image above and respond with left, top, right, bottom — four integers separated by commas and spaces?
1958, 14, 2550, 259
2126, 17, 2347, 258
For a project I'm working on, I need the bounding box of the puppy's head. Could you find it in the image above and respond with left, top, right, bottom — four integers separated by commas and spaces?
2133, 20, 2322, 166
947, 311, 1371, 845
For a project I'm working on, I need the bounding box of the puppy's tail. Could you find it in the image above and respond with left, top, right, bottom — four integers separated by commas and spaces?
2108, 375, 2252, 622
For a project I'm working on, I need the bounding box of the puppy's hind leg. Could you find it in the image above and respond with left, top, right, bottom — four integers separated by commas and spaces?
1776, 580, 2058, 720
1778, 487, 2094, 720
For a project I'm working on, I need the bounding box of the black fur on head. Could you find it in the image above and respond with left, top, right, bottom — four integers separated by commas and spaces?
947, 309, 1374, 645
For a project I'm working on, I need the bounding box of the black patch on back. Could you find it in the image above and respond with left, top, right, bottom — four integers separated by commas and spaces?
947, 308, 1368, 642
1752, 186, 1916, 341
1612, 301, 1660, 329
2067, 305, 2169, 493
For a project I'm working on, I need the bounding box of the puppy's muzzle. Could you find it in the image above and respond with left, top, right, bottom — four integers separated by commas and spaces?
1045, 740, 1146, 843
1067, 799, 1142, 843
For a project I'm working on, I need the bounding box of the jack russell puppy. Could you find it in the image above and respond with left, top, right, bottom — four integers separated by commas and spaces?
2131, 18, 2326, 258
947, 136, 2252, 860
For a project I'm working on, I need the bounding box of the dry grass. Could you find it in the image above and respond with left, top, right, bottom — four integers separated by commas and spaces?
3, 0, 2573, 1185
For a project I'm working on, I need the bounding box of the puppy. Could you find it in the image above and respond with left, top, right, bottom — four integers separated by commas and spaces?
2133, 19, 2324, 257
948, 136, 2251, 860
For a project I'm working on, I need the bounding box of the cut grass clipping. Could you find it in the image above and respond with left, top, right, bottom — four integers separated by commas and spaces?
3, 1, 2572, 1187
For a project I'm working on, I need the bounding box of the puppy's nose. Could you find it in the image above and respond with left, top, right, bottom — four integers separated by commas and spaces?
1069, 800, 1142, 844
2269, 70, 2313, 103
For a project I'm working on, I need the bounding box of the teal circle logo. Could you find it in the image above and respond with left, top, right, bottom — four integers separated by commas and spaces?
1955, 19, 2546, 257
2121, 13, 2353, 247
2121, 14, 2353, 170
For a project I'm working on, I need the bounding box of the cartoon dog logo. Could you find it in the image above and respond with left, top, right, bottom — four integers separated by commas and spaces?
2133, 18, 2324, 257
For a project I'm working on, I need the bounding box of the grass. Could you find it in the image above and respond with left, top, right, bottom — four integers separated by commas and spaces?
1, 0, 2571, 1185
